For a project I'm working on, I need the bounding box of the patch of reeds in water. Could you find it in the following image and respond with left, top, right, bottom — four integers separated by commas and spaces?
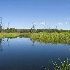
30, 32, 70, 44
42, 58, 70, 70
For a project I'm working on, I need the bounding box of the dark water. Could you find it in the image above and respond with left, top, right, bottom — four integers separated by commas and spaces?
0, 37, 70, 70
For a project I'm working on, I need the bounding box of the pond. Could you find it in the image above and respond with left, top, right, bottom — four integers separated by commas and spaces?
0, 37, 70, 70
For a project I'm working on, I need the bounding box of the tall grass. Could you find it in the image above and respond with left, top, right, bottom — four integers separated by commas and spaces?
0, 33, 31, 38
42, 58, 70, 70
0, 32, 70, 44
0, 33, 18, 38
50, 58, 70, 70
30, 32, 70, 44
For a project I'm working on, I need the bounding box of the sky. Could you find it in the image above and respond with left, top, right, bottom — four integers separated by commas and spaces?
0, 0, 70, 30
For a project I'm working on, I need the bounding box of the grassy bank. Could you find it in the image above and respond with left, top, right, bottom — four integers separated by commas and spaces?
0, 32, 70, 44
0, 33, 18, 38
30, 32, 70, 44
0, 33, 30, 38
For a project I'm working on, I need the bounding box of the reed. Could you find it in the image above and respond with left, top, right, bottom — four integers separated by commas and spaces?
42, 58, 70, 70
30, 32, 70, 44
0, 33, 31, 38
0, 32, 70, 44
50, 58, 70, 70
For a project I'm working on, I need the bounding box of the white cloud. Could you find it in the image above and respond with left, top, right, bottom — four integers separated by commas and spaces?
40, 22, 45, 25
40, 22, 46, 25
58, 22, 63, 25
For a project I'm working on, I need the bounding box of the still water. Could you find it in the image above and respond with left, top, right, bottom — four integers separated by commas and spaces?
0, 37, 70, 70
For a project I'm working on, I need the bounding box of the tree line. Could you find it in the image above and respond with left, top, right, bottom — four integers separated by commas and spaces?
0, 28, 70, 33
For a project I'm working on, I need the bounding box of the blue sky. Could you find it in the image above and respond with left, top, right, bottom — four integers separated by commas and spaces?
0, 0, 70, 30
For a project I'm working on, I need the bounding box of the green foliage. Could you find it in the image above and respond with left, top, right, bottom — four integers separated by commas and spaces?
2, 28, 70, 33
4, 28, 17, 33
42, 58, 70, 70
19, 33, 30, 38
0, 33, 30, 38
0, 25, 2, 33
50, 58, 70, 70
0, 31, 70, 44
0, 33, 18, 38
30, 32, 70, 44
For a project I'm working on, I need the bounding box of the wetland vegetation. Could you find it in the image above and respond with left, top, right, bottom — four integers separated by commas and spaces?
30, 32, 70, 44
0, 29, 70, 44
0, 29, 70, 70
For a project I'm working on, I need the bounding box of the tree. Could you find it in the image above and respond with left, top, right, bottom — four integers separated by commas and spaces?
0, 17, 2, 33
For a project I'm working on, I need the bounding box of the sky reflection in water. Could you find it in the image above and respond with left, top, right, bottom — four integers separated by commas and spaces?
0, 38, 70, 70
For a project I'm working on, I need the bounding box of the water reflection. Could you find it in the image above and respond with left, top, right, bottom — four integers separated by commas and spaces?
31, 38, 70, 45
7, 38, 10, 47
0, 38, 3, 51
31, 39, 35, 46
0, 38, 70, 70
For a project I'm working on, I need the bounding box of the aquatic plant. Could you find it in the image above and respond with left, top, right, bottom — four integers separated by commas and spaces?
42, 58, 70, 70
50, 58, 70, 70
30, 32, 70, 44
0, 32, 70, 44
0, 33, 30, 38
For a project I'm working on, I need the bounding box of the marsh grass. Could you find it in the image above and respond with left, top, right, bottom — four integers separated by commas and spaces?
0, 33, 18, 38
19, 33, 30, 38
42, 58, 70, 70
0, 32, 70, 44
0, 33, 31, 38
49, 58, 70, 70
30, 32, 70, 44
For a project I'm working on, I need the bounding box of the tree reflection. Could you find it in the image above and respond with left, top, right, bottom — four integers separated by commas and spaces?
31, 39, 35, 46
7, 38, 10, 47
0, 38, 3, 51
